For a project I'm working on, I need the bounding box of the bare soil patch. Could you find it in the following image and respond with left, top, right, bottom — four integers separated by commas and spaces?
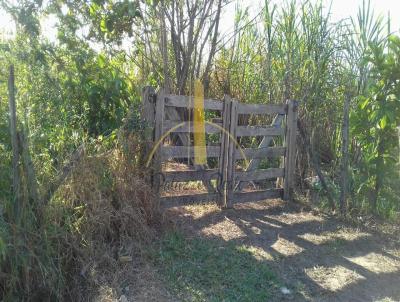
164, 199, 400, 302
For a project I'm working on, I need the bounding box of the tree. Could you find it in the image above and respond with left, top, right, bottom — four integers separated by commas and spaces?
133, 0, 224, 94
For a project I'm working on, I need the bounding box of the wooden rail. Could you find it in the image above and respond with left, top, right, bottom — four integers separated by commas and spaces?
163, 120, 222, 134
235, 168, 284, 182
236, 103, 287, 115
236, 126, 284, 137
233, 189, 283, 203
163, 169, 219, 182
161, 146, 221, 159
234, 146, 286, 159
165, 94, 223, 111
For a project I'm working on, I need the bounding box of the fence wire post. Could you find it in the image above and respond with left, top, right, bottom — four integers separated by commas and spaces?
218, 95, 231, 207
141, 86, 156, 184
153, 88, 165, 197
283, 100, 298, 200
226, 99, 238, 208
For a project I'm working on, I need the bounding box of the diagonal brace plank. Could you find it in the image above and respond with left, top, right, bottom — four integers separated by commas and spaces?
236, 114, 284, 191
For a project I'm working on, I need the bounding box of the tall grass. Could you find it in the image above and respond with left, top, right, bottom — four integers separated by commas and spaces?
0, 123, 161, 300
214, 0, 344, 183
213, 0, 399, 217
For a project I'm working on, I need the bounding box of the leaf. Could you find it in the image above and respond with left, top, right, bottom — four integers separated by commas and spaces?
98, 54, 106, 68
100, 18, 107, 32
360, 97, 370, 109
379, 115, 388, 129
89, 3, 100, 17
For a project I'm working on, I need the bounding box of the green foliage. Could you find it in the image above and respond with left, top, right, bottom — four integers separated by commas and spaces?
154, 232, 277, 302
89, 0, 140, 42
350, 35, 400, 213
0, 4, 142, 299
46, 0, 141, 44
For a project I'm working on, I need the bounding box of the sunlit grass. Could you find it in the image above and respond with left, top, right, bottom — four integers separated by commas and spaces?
154, 232, 279, 302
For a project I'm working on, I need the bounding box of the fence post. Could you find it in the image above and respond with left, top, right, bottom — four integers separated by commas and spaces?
142, 87, 156, 132
153, 88, 165, 195
226, 99, 238, 208
142, 86, 156, 146
218, 95, 231, 207
141, 86, 156, 186
283, 100, 298, 200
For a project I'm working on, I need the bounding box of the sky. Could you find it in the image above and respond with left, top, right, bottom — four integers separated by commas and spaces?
221, 0, 400, 32
0, 0, 399, 41
326, 0, 399, 30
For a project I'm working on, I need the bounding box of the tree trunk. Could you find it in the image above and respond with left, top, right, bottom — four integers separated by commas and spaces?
372, 137, 384, 211
339, 93, 351, 215
159, 2, 171, 93
19, 129, 39, 206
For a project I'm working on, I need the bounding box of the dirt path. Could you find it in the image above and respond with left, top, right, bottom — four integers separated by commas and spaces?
164, 199, 400, 302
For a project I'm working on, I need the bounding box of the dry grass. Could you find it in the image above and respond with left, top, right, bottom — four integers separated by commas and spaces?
49, 140, 162, 301
304, 265, 366, 292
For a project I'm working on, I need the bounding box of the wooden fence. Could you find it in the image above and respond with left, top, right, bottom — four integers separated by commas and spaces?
141, 86, 298, 207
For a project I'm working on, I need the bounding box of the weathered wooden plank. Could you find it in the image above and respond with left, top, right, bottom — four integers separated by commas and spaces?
163, 169, 219, 182
141, 86, 156, 138
163, 120, 222, 134
233, 189, 283, 203
218, 96, 231, 207
237, 103, 287, 115
211, 117, 222, 123
235, 146, 286, 160
165, 94, 223, 111
160, 193, 219, 204
153, 89, 165, 194
235, 168, 284, 182
236, 126, 284, 137
283, 100, 298, 200
154, 91, 165, 145
226, 99, 238, 208
161, 146, 220, 159
141, 86, 156, 182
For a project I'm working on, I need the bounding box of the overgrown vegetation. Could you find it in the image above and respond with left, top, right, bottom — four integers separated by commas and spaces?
212, 1, 400, 216
0, 108, 160, 300
0, 0, 399, 300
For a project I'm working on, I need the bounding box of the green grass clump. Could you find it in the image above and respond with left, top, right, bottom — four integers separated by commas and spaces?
155, 232, 277, 302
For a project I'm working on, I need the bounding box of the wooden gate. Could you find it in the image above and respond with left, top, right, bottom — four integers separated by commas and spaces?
141, 86, 298, 207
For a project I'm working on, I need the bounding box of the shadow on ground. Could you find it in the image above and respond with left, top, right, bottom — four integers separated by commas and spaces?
163, 199, 400, 302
